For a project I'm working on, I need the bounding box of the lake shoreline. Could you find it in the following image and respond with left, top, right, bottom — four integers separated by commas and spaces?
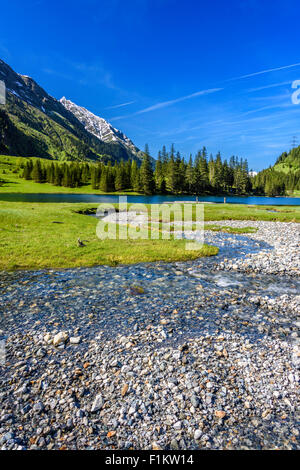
1, 192, 300, 205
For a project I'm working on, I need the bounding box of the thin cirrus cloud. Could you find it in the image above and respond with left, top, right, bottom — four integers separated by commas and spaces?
247, 81, 292, 92
110, 87, 223, 121
136, 88, 223, 113
105, 101, 136, 110
226, 62, 300, 82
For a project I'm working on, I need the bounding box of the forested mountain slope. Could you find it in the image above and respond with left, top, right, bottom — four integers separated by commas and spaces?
0, 59, 142, 163
252, 147, 300, 196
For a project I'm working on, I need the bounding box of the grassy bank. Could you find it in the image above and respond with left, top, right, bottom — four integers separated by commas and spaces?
288, 190, 300, 197
202, 203, 300, 222
0, 202, 218, 270
204, 225, 258, 233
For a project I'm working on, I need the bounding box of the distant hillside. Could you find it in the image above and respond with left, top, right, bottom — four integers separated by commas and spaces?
252, 146, 300, 196
273, 147, 300, 174
0, 59, 144, 163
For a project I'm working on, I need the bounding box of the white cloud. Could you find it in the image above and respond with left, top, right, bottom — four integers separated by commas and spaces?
106, 101, 136, 109
227, 62, 300, 82
136, 88, 223, 114
110, 88, 223, 121
247, 81, 292, 92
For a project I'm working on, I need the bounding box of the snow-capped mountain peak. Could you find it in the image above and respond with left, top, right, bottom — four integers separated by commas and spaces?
60, 97, 140, 156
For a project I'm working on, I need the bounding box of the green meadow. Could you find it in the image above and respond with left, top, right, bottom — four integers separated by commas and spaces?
0, 200, 299, 271
0, 202, 219, 270
1, 155, 299, 271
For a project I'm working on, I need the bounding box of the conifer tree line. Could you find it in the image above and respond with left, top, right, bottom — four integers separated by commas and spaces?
252, 168, 300, 196
18, 144, 255, 195
153, 145, 251, 195
252, 147, 300, 196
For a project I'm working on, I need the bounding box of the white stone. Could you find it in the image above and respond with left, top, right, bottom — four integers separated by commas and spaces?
43, 333, 52, 344
173, 421, 181, 430
70, 336, 81, 345
53, 332, 69, 347
91, 394, 104, 413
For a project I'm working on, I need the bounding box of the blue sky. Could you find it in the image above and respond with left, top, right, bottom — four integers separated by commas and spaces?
1, 0, 300, 170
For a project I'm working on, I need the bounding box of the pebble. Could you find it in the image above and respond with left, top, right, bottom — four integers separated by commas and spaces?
53, 332, 69, 347
194, 429, 202, 440
91, 394, 104, 413
69, 336, 81, 345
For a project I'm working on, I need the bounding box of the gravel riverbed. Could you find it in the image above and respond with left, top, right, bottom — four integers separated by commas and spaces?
0, 221, 299, 450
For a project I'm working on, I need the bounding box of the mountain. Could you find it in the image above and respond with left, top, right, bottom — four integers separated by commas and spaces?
252, 146, 300, 196
60, 97, 143, 159
273, 147, 300, 174
0, 59, 143, 163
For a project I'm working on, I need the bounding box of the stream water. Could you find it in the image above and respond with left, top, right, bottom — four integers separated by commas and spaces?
0, 228, 299, 345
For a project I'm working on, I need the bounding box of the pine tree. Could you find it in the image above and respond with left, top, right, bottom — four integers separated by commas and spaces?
22, 160, 33, 180
166, 153, 177, 193
32, 159, 43, 183
106, 163, 115, 192
176, 152, 185, 193
197, 150, 209, 193
154, 153, 165, 193
62, 165, 71, 187
124, 159, 131, 189
140, 145, 154, 194
54, 164, 62, 186
91, 166, 99, 189
99, 168, 109, 192
130, 160, 139, 191
115, 163, 126, 191
48, 163, 55, 184
132, 169, 141, 192
213, 152, 223, 191
81, 164, 90, 185
208, 155, 215, 189
185, 155, 195, 193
